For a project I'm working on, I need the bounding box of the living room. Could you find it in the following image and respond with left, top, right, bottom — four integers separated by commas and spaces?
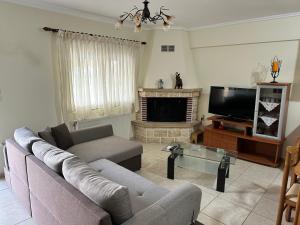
1, 0, 300, 225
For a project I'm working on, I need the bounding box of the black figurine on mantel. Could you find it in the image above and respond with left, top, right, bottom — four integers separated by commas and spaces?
174, 72, 183, 89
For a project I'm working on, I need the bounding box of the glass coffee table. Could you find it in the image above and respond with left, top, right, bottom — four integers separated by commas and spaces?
164, 143, 237, 192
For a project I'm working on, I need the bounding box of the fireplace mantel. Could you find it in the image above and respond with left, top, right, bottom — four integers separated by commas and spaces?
132, 88, 202, 143
138, 88, 202, 98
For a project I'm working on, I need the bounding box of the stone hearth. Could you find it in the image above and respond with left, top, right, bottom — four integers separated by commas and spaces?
132, 88, 202, 143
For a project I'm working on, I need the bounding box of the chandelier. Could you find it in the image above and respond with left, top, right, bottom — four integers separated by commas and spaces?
115, 0, 175, 32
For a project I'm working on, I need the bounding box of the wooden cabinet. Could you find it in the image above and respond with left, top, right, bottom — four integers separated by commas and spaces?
204, 128, 238, 152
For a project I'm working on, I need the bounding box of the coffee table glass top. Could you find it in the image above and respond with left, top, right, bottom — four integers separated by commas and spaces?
164, 142, 237, 165
164, 143, 238, 191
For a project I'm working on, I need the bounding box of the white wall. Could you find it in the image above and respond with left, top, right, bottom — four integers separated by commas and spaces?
143, 30, 198, 88
189, 17, 300, 151
0, 2, 151, 174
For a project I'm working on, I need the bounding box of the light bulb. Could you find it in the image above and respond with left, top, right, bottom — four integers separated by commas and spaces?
133, 13, 142, 26
163, 21, 170, 31
134, 23, 142, 33
166, 15, 175, 24
115, 20, 123, 30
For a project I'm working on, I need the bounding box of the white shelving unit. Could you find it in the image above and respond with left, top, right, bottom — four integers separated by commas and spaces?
253, 83, 291, 141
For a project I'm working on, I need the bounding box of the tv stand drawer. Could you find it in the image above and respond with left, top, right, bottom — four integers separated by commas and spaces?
204, 129, 238, 152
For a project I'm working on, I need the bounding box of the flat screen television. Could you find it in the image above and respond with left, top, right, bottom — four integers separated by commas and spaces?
208, 86, 256, 120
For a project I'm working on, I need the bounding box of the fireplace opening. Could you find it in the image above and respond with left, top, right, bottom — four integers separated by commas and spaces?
147, 97, 187, 122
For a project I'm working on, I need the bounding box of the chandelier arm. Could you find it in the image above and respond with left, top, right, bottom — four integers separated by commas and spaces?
130, 6, 139, 13
159, 6, 171, 17
151, 14, 165, 22
134, 9, 144, 19
121, 12, 136, 22
121, 6, 139, 20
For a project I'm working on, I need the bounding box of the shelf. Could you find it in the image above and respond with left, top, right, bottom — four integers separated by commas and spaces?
132, 120, 201, 128
259, 101, 280, 112
259, 116, 278, 127
205, 125, 282, 145
238, 152, 278, 167
257, 82, 291, 86
207, 116, 253, 128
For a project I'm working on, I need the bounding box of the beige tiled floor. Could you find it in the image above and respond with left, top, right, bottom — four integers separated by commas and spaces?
139, 143, 293, 225
0, 143, 293, 225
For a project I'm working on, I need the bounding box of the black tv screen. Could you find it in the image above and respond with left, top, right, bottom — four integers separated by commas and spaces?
208, 86, 256, 120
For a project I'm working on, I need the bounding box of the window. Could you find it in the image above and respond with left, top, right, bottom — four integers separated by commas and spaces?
55, 31, 141, 122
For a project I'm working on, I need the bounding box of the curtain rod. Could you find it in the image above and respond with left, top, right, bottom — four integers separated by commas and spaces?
42, 27, 147, 45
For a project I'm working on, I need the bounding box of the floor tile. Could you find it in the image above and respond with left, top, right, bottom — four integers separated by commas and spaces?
200, 190, 217, 210
0, 202, 30, 225
0, 179, 8, 191
240, 165, 280, 188
16, 218, 37, 225
202, 197, 250, 225
197, 213, 225, 225
263, 184, 281, 202
242, 213, 274, 225
253, 197, 278, 221
230, 176, 270, 190
0, 189, 19, 208
219, 183, 264, 210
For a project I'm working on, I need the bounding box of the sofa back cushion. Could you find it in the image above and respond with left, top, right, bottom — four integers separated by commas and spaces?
38, 127, 57, 146
32, 141, 57, 161
14, 127, 41, 152
51, 124, 74, 150
32, 141, 74, 174
44, 149, 74, 174
62, 157, 133, 225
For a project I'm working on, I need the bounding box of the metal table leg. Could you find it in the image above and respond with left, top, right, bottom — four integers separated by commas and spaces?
167, 153, 178, 179
216, 155, 230, 192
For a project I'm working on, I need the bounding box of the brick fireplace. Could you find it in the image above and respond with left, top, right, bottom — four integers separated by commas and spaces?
132, 88, 202, 143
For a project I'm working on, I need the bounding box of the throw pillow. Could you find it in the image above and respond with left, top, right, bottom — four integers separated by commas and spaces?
14, 127, 41, 152
62, 157, 133, 225
38, 127, 57, 146
51, 123, 74, 150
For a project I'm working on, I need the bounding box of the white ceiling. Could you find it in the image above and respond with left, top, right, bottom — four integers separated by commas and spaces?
10, 0, 300, 29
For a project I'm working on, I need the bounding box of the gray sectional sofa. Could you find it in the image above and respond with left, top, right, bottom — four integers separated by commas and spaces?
4, 124, 202, 225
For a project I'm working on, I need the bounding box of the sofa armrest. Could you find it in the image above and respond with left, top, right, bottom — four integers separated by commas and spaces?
121, 183, 202, 225
70, 125, 113, 145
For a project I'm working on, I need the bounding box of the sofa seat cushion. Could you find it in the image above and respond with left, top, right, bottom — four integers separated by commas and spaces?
89, 159, 169, 214
67, 136, 143, 163
63, 156, 133, 225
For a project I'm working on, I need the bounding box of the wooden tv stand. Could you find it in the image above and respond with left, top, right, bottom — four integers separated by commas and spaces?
203, 116, 283, 167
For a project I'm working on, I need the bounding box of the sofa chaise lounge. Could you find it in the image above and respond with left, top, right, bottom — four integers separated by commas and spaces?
3, 124, 202, 225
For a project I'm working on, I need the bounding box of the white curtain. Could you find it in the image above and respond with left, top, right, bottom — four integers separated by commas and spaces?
54, 31, 141, 122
